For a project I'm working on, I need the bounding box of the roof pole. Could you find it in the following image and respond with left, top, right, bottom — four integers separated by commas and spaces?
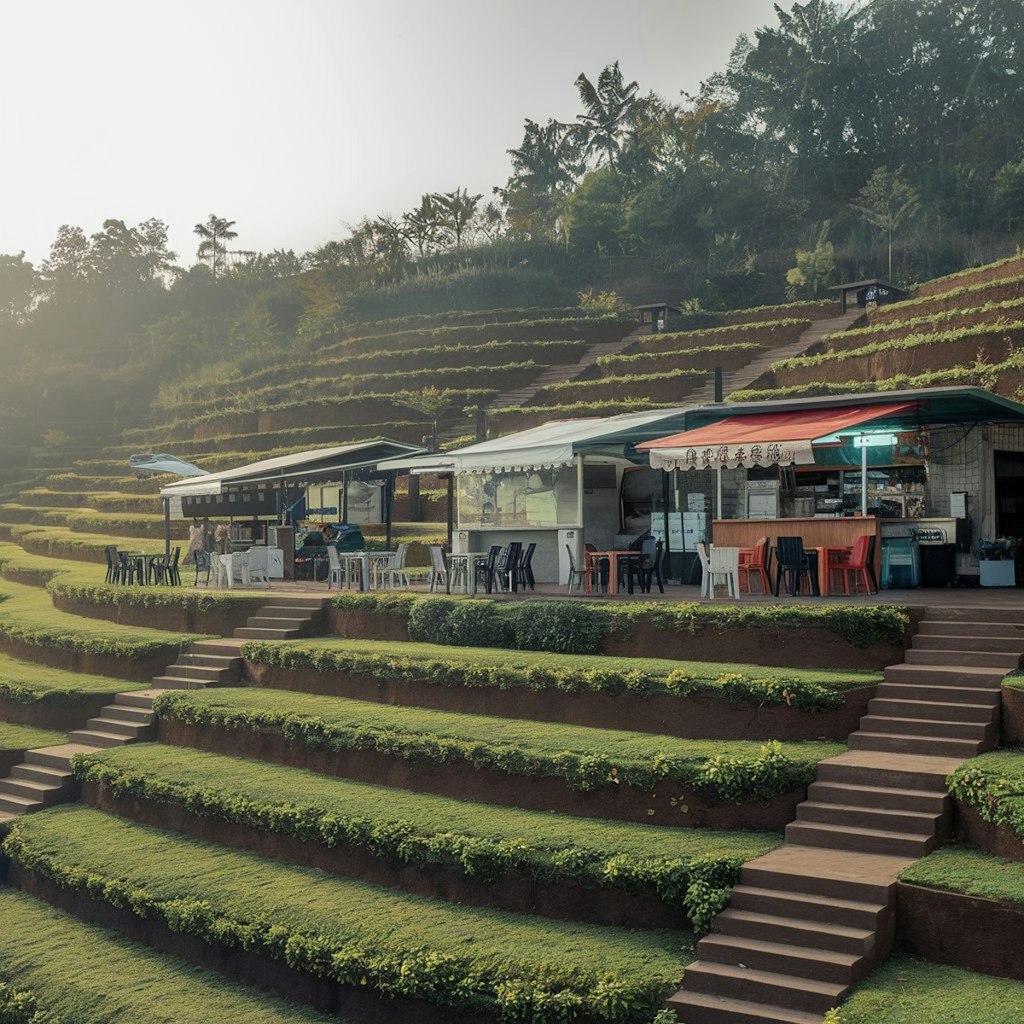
861, 438, 868, 517
163, 497, 171, 567
446, 474, 454, 551
384, 471, 394, 551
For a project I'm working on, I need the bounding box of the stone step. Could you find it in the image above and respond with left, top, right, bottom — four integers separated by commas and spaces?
10, 764, 73, 787
697, 932, 864, 985
867, 696, 995, 723
816, 750, 963, 792
251, 605, 319, 619
680, 960, 845, 1016
714, 908, 874, 957
873, 681, 1001, 706
913, 633, 1024, 653
115, 689, 167, 710
189, 639, 246, 654
740, 846, 906, 904
66, 729, 131, 749
0, 777, 65, 805
847, 730, 983, 758
728, 885, 887, 931
858, 714, 991, 741
883, 664, 1008, 687
233, 627, 302, 640
784, 820, 933, 859
806, 781, 948, 814
0, 792, 38, 815
97, 705, 155, 726
925, 607, 1024, 624
904, 648, 1021, 669
245, 616, 310, 630
85, 716, 153, 739
150, 676, 213, 690
795, 800, 940, 834
160, 663, 234, 681
25, 744, 101, 771
919, 620, 1024, 638
666, 989, 826, 1024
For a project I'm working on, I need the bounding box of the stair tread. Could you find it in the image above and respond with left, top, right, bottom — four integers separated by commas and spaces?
717, 908, 873, 941
699, 933, 860, 966
799, 801, 937, 824
683, 960, 846, 997
809, 781, 944, 802
730, 885, 884, 915
820, 749, 965, 774
788, 819, 931, 843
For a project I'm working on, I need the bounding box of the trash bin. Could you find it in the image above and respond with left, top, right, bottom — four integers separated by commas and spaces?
881, 537, 920, 588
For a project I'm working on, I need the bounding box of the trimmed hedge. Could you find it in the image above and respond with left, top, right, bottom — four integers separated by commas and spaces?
73, 744, 778, 932
152, 688, 842, 802
241, 638, 864, 713
947, 750, 1024, 841
329, 594, 909, 653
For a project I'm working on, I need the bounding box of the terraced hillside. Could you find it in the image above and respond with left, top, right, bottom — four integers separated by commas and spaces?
734, 255, 1024, 402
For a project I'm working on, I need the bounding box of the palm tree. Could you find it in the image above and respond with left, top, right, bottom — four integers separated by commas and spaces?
431, 189, 483, 249
193, 215, 238, 277
572, 62, 640, 171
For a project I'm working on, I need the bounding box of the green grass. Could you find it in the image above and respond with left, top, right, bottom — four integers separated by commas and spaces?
0, 720, 65, 750
835, 952, 1024, 1023
76, 743, 779, 915
946, 748, 1024, 841
0, 650, 146, 707
154, 686, 843, 798
900, 847, 1024, 905
0, 887, 341, 1024
5, 806, 693, 1021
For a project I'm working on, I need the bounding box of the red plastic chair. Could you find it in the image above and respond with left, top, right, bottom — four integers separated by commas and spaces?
738, 536, 771, 594
832, 535, 875, 594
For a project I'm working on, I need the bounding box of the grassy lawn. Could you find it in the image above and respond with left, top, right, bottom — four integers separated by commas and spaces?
0, 651, 147, 706
6, 806, 693, 1020
155, 687, 843, 797
77, 744, 779, 908
946, 749, 1024, 841
836, 953, 1024, 1023
0, 888, 342, 1024
0, 720, 66, 750
900, 847, 1024, 904
250, 636, 880, 690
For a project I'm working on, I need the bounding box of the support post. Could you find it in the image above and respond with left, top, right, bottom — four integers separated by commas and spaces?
163, 497, 171, 564
716, 464, 723, 522
342, 471, 349, 523
576, 454, 585, 530
661, 469, 671, 582
861, 439, 868, 516
446, 473, 454, 551
384, 472, 394, 551
714, 367, 723, 403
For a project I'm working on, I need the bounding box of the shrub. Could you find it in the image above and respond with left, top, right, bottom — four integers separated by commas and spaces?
505, 602, 609, 656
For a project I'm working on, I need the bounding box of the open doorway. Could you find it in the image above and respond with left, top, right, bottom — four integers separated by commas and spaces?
994, 450, 1024, 539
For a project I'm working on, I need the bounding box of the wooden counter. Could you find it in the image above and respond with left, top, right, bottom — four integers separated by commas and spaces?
711, 517, 882, 576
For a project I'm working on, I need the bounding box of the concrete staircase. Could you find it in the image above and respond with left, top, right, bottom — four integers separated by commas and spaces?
232, 595, 328, 640
668, 605, 1023, 1023
683, 309, 866, 407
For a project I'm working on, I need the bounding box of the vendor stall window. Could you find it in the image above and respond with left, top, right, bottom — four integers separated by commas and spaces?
791, 464, 927, 517
457, 466, 579, 528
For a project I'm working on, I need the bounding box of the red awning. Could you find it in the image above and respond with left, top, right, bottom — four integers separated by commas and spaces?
638, 401, 917, 471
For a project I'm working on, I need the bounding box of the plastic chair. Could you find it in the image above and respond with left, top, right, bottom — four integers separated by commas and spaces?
477, 545, 502, 594
193, 550, 212, 587
640, 539, 665, 594
246, 547, 271, 587
427, 545, 448, 593
774, 537, 814, 597
326, 546, 345, 590
697, 542, 713, 598
494, 541, 522, 592
103, 547, 121, 584
738, 536, 771, 594
566, 545, 596, 593
832, 535, 874, 595
517, 542, 536, 591
380, 543, 410, 590
709, 545, 740, 599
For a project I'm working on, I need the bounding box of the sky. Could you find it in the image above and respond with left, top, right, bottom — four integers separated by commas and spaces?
0, 0, 783, 267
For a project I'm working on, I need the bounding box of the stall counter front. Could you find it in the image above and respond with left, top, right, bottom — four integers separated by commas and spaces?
711, 517, 882, 582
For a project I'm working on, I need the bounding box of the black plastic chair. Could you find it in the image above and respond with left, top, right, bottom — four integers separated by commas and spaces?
641, 539, 666, 594
103, 546, 120, 584
193, 550, 212, 587
495, 541, 522, 592
477, 545, 502, 594
865, 534, 879, 593
167, 546, 181, 586
517, 542, 536, 591
118, 551, 142, 586
774, 536, 817, 597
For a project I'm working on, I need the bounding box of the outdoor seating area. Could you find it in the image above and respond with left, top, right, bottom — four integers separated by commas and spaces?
103, 545, 181, 587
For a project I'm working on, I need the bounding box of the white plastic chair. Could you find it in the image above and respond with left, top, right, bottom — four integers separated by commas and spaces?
246, 547, 270, 587
427, 545, 448, 593
709, 545, 741, 600
697, 543, 712, 598
381, 542, 410, 590
327, 546, 345, 590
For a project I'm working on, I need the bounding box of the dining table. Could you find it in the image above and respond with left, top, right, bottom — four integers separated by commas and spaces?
584, 549, 643, 595
446, 552, 491, 595
339, 550, 394, 592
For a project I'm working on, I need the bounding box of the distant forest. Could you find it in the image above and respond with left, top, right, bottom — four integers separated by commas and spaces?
0, 0, 1022, 430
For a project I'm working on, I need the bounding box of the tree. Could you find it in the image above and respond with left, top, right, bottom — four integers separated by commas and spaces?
561, 167, 626, 254
193, 215, 238, 277
401, 194, 443, 257
571, 62, 640, 171
994, 159, 1024, 232
851, 166, 921, 280
785, 221, 835, 297
397, 385, 459, 450
0, 252, 36, 327
40, 224, 91, 296
431, 189, 482, 249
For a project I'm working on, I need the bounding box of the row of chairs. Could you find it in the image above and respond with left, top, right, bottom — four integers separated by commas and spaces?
440, 542, 536, 594
104, 546, 181, 586
325, 544, 413, 591
566, 540, 666, 595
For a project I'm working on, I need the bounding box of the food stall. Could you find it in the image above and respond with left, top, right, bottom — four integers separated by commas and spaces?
378, 409, 691, 584
637, 387, 1024, 587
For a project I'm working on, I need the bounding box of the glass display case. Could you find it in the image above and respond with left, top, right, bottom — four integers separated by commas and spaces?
790, 465, 927, 517
457, 466, 580, 528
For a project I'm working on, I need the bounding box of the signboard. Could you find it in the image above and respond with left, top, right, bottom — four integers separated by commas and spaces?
852, 433, 898, 448
305, 507, 338, 516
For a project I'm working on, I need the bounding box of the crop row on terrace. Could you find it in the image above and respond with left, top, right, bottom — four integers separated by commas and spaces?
869, 271, 1024, 323
910, 252, 1024, 298
530, 367, 706, 406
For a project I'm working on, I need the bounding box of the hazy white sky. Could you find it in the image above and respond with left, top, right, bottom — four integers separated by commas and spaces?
1, 0, 782, 266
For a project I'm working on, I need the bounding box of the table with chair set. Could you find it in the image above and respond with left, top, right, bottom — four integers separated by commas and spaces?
447, 542, 536, 596
568, 538, 666, 596
104, 546, 181, 587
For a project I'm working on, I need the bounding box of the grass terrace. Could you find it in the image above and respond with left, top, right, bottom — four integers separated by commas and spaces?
0, 888, 343, 1024
3, 806, 694, 1022
0, 651, 146, 709
900, 847, 1024, 906
74, 743, 780, 925
153, 687, 844, 799
947, 749, 1024, 841
0, 720, 65, 752
835, 953, 1024, 1023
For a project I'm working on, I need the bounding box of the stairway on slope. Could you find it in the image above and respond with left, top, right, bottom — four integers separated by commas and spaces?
668, 604, 1022, 1024
683, 309, 866, 407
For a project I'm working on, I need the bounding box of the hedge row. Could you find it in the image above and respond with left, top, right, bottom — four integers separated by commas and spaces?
530, 367, 706, 406
73, 745, 776, 933
947, 750, 1024, 841
597, 342, 766, 377
152, 688, 840, 801
241, 638, 852, 713
332, 593, 910, 653
870, 272, 1024, 324
3, 807, 687, 1024
912, 253, 1024, 298
723, 298, 836, 325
